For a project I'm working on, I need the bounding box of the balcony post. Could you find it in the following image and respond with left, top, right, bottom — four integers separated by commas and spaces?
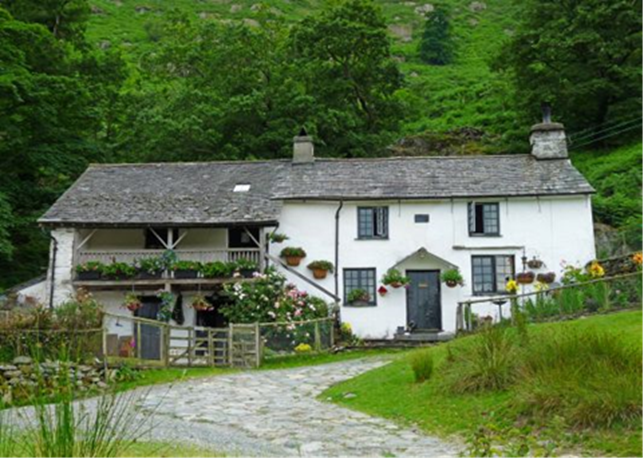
259, 228, 266, 270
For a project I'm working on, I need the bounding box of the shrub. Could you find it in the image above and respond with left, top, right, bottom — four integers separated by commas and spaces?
294, 343, 313, 353
515, 330, 642, 428
441, 324, 517, 393
409, 348, 434, 383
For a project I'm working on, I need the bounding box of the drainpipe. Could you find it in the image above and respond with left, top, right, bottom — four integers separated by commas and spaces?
48, 233, 58, 310
334, 201, 344, 329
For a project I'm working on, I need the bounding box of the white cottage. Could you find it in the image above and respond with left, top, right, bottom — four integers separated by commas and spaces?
37, 119, 595, 340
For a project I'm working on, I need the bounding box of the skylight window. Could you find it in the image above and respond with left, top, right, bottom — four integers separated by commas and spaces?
233, 184, 251, 193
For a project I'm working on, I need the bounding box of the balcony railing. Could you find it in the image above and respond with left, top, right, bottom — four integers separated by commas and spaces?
77, 248, 262, 266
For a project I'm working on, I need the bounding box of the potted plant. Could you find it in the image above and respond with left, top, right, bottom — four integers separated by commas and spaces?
527, 257, 544, 269
191, 294, 213, 312
381, 268, 410, 288
536, 272, 556, 284
102, 261, 136, 280
347, 288, 370, 306
516, 271, 535, 284
307, 260, 334, 279
171, 260, 202, 279
235, 258, 258, 278
123, 293, 142, 312
75, 261, 105, 281
268, 232, 289, 243
440, 268, 464, 288
202, 261, 234, 279
135, 257, 165, 279
280, 247, 307, 267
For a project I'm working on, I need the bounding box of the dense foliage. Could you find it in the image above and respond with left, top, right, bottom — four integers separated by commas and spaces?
0, 0, 641, 288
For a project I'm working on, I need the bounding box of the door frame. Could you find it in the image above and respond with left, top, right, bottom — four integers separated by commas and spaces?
405, 269, 442, 331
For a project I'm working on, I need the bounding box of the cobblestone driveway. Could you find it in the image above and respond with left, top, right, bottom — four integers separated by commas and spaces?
134, 358, 460, 457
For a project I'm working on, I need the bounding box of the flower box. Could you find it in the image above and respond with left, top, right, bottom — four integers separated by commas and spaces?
77, 271, 102, 281
136, 271, 163, 280
174, 269, 199, 279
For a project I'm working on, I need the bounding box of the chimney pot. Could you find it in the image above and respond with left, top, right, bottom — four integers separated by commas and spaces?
293, 129, 315, 164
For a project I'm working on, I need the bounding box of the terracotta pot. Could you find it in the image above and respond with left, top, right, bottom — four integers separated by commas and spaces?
445, 280, 459, 288
537, 272, 556, 284
516, 272, 535, 284
285, 256, 303, 267
390, 281, 403, 288
312, 268, 328, 279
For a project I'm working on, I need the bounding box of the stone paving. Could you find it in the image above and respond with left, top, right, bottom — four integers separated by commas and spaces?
133, 357, 461, 457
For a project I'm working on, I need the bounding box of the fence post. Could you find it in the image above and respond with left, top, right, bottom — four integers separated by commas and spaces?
228, 323, 234, 367
164, 324, 170, 368
314, 321, 321, 352
328, 319, 335, 348
187, 327, 193, 367
208, 328, 214, 367
136, 322, 141, 359
254, 322, 261, 368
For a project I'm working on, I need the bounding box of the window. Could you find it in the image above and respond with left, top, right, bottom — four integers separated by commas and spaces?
472, 255, 515, 295
233, 184, 250, 192
343, 268, 377, 306
468, 202, 500, 236
228, 227, 260, 248
414, 214, 430, 223
144, 228, 179, 249
357, 207, 388, 239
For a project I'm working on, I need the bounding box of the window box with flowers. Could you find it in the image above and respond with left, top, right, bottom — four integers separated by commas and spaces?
135, 256, 165, 279
235, 258, 258, 278
102, 261, 136, 281
280, 247, 307, 267
75, 261, 105, 281
172, 261, 202, 279
347, 288, 371, 306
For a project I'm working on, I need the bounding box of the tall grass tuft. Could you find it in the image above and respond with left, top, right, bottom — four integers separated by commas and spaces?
514, 330, 642, 428
409, 348, 434, 383
441, 325, 516, 394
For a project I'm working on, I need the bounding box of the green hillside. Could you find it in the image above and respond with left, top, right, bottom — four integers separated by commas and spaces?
87, 0, 519, 142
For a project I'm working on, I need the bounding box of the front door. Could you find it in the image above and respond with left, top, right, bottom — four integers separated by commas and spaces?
135, 296, 162, 360
406, 270, 441, 330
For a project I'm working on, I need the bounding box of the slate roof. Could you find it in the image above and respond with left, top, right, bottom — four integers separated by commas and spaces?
39, 162, 288, 227
39, 155, 594, 227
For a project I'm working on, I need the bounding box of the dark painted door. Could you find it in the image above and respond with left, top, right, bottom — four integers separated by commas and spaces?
135, 297, 161, 360
406, 270, 441, 330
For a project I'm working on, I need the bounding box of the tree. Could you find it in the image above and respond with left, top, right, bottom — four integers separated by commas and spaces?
419, 7, 453, 65
1, 0, 89, 44
291, 0, 404, 157
497, 0, 642, 140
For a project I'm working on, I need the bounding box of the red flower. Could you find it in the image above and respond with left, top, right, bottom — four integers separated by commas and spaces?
378, 285, 388, 296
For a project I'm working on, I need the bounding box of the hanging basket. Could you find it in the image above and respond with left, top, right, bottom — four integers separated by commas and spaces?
536, 272, 556, 284
527, 257, 544, 269
516, 272, 535, 284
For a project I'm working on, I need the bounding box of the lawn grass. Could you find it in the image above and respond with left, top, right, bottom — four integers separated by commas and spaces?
260, 348, 400, 370
322, 311, 643, 457
119, 441, 226, 457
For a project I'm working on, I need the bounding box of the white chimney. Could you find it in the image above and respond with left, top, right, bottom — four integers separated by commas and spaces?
530, 104, 568, 160
293, 128, 315, 164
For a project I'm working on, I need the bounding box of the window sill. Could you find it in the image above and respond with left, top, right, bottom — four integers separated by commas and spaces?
343, 303, 378, 308
468, 234, 502, 238
472, 292, 511, 297
355, 237, 389, 241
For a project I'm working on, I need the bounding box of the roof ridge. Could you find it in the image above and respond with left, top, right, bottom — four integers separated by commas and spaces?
87, 159, 290, 168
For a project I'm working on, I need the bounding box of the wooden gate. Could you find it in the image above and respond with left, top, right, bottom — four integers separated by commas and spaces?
103, 314, 261, 369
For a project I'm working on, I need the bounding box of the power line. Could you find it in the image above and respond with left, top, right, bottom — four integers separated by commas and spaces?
574, 125, 642, 149
569, 116, 643, 143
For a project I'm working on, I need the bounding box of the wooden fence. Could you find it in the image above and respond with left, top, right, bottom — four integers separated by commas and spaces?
456, 271, 642, 332
102, 314, 333, 369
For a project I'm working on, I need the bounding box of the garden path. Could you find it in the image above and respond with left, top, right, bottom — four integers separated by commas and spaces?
133, 357, 461, 457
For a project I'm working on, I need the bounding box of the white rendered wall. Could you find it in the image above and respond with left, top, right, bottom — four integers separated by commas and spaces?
46, 228, 76, 307
270, 195, 596, 338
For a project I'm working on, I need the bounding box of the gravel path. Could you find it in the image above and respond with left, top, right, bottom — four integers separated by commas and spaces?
14, 358, 461, 457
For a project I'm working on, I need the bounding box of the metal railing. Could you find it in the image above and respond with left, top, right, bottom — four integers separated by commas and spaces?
456, 272, 642, 332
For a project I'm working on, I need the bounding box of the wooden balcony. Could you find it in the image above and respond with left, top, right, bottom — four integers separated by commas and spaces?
74, 248, 262, 291
77, 248, 261, 265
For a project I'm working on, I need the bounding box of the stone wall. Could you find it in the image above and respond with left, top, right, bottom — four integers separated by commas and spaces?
0, 356, 106, 404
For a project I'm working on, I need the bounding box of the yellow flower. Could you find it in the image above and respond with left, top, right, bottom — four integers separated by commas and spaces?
632, 252, 643, 266
506, 279, 518, 294
534, 281, 549, 292
294, 343, 313, 354
588, 261, 605, 278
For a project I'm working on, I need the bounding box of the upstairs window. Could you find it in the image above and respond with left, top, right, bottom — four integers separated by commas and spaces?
468, 202, 500, 236
472, 255, 515, 295
357, 207, 388, 239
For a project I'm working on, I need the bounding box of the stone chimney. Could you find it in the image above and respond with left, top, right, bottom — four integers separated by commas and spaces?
293, 128, 315, 164
530, 104, 568, 159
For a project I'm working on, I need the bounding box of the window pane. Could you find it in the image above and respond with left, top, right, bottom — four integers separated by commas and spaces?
472, 257, 494, 294
343, 269, 376, 304
495, 256, 515, 291
357, 208, 374, 238
483, 203, 499, 234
